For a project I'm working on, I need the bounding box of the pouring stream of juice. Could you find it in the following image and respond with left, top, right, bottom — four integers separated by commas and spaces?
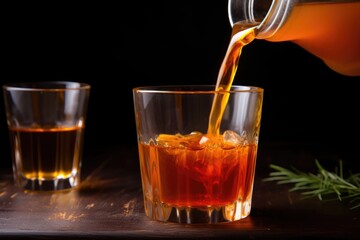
207, 23, 257, 135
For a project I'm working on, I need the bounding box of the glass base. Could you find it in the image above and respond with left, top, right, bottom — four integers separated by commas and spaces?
15, 175, 79, 191
143, 196, 252, 224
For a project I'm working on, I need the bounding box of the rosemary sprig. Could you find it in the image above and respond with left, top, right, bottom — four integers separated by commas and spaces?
263, 159, 360, 209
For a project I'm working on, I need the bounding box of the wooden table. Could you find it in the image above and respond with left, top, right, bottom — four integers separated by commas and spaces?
0, 142, 359, 239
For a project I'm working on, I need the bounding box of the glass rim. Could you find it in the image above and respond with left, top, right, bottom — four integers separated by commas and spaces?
133, 85, 264, 94
3, 81, 91, 91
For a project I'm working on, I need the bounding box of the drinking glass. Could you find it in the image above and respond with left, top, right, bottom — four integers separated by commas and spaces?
3, 81, 91, 191
133, 85, 264, 223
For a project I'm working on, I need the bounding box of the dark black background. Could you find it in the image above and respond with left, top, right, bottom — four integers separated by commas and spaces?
1, 2, 359, 170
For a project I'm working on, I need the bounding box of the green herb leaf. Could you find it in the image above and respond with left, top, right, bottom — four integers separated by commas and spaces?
263, 159, 360, 209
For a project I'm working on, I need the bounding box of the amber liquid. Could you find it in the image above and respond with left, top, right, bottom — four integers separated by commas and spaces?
9, 126, 84, 189
267, 2, 360, 76
138, 24, 258, 214
208, 24, 257, 135
139, 136, 257, 207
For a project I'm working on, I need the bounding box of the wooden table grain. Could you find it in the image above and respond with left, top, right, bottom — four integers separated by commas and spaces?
0, 143, 359, 239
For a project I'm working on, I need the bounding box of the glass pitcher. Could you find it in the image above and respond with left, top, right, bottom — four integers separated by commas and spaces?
228, 0, 360, 76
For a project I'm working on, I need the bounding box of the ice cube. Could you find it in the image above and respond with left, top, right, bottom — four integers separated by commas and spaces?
156, 133, 183, 147
222, 130, 246, 148
181, 132, 205, 150
199, 135, 209, 145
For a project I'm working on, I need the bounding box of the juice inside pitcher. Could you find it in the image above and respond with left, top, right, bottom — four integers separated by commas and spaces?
264, 1, 360, 76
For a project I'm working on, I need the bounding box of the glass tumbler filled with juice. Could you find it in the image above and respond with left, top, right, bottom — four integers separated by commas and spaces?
133, 85, 263, 223
3, 81, 90, 191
